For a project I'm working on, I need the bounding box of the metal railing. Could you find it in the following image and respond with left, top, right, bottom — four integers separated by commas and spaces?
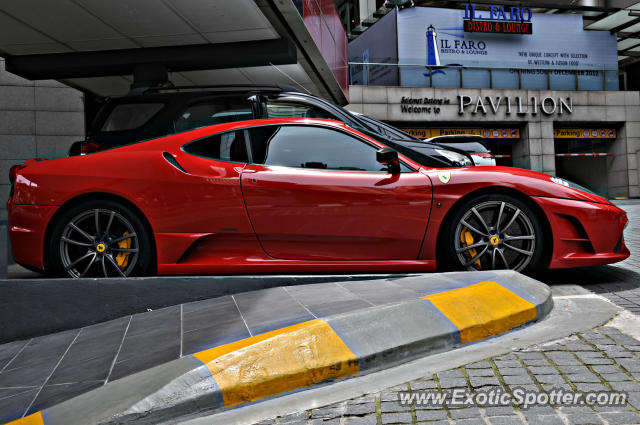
348, 62, 619, 91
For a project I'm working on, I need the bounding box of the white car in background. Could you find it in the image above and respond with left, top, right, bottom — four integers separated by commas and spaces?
424, 135, 496, 166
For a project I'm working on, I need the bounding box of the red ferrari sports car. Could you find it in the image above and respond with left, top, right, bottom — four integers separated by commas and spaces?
7, 118, 629, 278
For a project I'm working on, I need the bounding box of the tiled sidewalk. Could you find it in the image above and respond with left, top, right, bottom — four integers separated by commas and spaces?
266, 326, 640, 425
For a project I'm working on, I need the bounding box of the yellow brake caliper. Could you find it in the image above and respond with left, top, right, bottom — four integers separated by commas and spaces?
460, 227, 482, 269
115, 231, 132, 270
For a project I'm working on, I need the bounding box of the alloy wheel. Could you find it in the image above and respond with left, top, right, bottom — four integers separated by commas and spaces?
59, 208, 139, 278
454, 200, 536, 272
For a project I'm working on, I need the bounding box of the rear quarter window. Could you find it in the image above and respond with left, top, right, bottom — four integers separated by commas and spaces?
101, 103, 164, 132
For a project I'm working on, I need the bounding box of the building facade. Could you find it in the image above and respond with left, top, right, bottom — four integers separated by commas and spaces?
0, 59, 84, 222
347, 86, 640, 198
347, 5, 639, 198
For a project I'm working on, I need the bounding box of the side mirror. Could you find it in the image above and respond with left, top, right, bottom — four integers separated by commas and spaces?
376, 148, 400, 174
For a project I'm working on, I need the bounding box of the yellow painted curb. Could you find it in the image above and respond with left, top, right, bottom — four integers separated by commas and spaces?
423, 281, 538, 344
193, 319, 359, 407
4, 412, 44, 425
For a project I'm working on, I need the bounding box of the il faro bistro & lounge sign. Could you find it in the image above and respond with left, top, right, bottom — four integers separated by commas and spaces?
463, 3, 533, 35
399, 95, 573, 116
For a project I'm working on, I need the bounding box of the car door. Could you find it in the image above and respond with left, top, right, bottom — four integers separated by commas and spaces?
240, 124, 433, 261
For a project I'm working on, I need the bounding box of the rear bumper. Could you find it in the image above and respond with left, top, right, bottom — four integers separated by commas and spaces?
533, 197, 630, 269
7, 203, 58, 272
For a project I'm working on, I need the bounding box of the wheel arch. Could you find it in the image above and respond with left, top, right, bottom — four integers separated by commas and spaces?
435, 185, 553, 270
43, 192, 157, 274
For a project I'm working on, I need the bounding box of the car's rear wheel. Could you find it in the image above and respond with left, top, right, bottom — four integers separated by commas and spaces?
442, 194, 545, 273
49, 200, 153, 278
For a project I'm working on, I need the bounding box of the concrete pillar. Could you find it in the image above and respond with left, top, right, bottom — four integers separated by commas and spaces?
513, 122, 544, 172
607, 124, 630, 199
625, 91, 640, 198
541, 121, 555, 176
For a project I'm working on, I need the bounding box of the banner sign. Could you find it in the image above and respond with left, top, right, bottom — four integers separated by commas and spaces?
463, 19, 532, 34
401, 128, 520, 139
397, 7, 617, 71
554, 129, 617, 139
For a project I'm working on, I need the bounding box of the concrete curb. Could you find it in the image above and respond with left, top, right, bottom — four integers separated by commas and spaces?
7, 271, 552, 425
0, 273, 406, 342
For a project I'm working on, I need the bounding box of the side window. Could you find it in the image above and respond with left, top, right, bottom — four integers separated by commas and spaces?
183, 130, 248, 163
101, 103, 164, 132
265, 101, 335, 120
174, 97, 253, 133
248, 125, 410, 172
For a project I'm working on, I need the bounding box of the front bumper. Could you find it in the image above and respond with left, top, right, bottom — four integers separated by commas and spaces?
7, 203, 59, 271
533, 197, 630, 269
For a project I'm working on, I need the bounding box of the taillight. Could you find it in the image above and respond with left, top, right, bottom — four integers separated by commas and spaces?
81, 142, 101, 155
473, 152, 494, 158
9, 164, 23, 184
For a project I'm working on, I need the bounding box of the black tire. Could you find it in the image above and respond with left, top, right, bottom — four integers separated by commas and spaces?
440, 193, 545, 273
48, 199, 154, 278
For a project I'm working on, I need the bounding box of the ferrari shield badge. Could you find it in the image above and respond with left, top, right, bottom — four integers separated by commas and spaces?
438, 172, 451, 184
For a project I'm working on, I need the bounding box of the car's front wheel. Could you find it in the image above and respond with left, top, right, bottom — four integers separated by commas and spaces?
49, 200, 153, 278
442, 194, 545, 273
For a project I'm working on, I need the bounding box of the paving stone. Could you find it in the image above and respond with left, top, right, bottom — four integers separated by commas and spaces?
414, 409, 448, 421
310, 405, 344, 419
563, 412, 604, 424
469, 377, 500, 388
311, 419, 340, 425
524, 405, 557, 416
609, 381, 640, 392
599, 372, 632, 382
380, 412, 412, 424
494, 360, 521, 368
487, 416, 525, 425
546, 353, 581, 366
278, 411, 309, 423
523, 359, 551, 367
557, 365, 592, 375
344, 403, 376, 416
527, 366, 557, 375
534, 374, 566, 385
380, 401, 410, 413
448, 407, 482, 419
502, 374, 534, 385
410, 380, 438, 390
454, 419, 486, 425
343, 415, 378, 425
574, 383, 610, 392
483, 406, 518, 416
466, 368, 495, 377
599, 411, 640, 424
466, 361, 492, 369
439, 378, 469, 389
591, 365, 623, 374
521, 414, 564, 425
565, 373, 601, 383
497, 367, 528, 376
617, 359, 640, 372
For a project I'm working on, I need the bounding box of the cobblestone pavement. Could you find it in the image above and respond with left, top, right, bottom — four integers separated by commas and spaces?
258, 201, 640, 425
262, 327, 640, 425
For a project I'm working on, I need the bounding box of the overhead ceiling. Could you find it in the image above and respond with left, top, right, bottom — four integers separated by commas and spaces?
0, 0, 346, 104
